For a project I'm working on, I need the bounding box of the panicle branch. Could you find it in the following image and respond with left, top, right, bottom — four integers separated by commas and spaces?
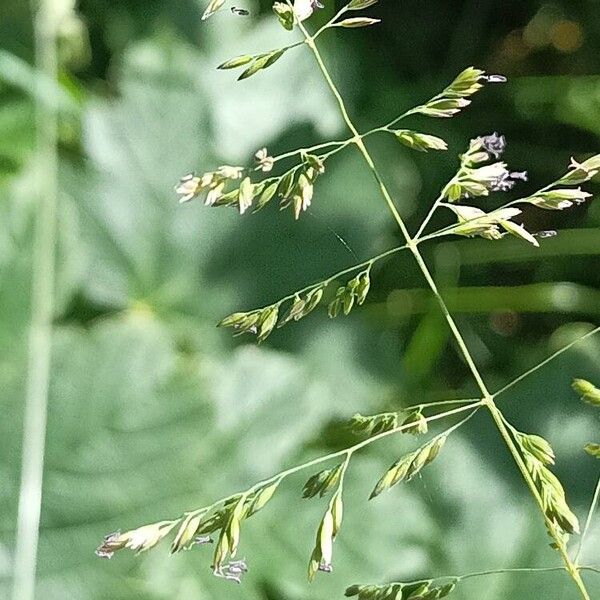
96, 402, 481, 583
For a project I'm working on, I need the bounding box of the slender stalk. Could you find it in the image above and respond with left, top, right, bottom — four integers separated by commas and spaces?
416, 224, 458, 244
296, 16, 591, 599
412, 398, 481, 411
297, 20, 489, 397
379, 107, 421, 132
360, 107, 422, 139
232, 195, 543, 318
414, 193, 445, 239
269, 108, 421, 168
397, 253, 587, 593
243, 242, 408, 312
408, 249, 491, 396
415, 200, 527, 245
393, 564, 600, 586
270, 139, 348, 165
352, 134, 414, 244
493, 325, 600, 399
293, 16, 413, 245
414, 178, 579, 246
459, 565, 600, 581
12, 1, 59, 599
336, 451, 352, 492
575, 474, 600, 564
311, 3, 349, 40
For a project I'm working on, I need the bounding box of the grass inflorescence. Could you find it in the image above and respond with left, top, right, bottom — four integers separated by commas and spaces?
97, 2, 600, 598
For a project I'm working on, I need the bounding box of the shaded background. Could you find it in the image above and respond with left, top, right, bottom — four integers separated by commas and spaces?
1, 0, 600, 598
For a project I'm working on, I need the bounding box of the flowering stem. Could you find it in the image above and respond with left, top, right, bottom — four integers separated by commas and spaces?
415, 198, 524, 244
336, 451, 352, 493
269, 121, 418, 167
236, 191, 550, 317
297, 17, 592, 600
416, 223, 463, 244
269, 118, 419, 168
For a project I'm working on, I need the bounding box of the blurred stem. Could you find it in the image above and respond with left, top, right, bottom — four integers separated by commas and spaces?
370, 282, 600, 318
297, 16, 591, 599
12, 2, 59, 600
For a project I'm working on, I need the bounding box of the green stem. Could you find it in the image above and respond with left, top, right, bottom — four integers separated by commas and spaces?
412, 398, 481, 411
311, 4, 348, 40
458, 565, 600, 581
298, 20, 591, 600
395, 564, 600, 587
336, 451, 352, 493
493, 326, 600, 399
12, 1, 59, 600
270, 115, 424, 168
298, 22, 491, 397
269, 113, 420, 167
414, 193, 445, 239
416, 201, 520, 245
248, 242, 408, 312
233, 191, 546, 318
575, 473, 600, 564
408, 249, 491, 396
267, 74, 447, 172
270, 139, 348, 165
373, 107, 421, 133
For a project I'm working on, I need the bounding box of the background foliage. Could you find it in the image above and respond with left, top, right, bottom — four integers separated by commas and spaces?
1, 0, 600, 598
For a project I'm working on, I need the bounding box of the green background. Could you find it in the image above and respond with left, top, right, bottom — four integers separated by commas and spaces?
1, 0, 599, 598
